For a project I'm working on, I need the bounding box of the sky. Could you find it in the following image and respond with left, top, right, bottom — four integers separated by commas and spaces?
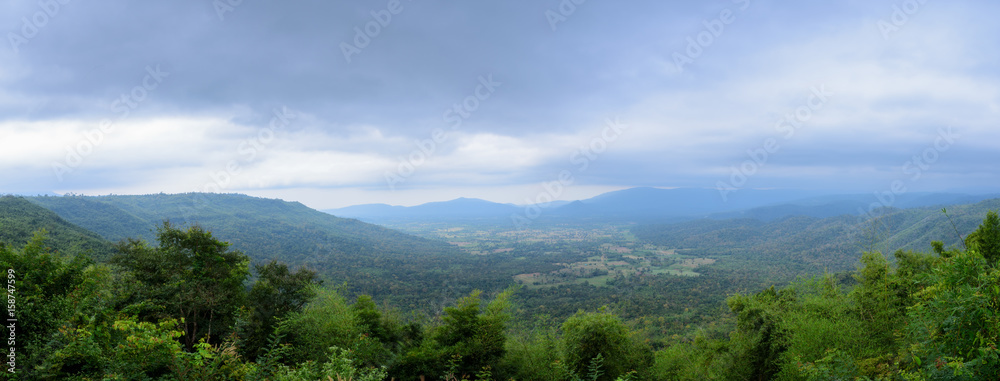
1, 0, 998, 209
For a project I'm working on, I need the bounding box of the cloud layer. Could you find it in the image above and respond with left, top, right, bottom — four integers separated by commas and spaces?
2, 0, 998, 208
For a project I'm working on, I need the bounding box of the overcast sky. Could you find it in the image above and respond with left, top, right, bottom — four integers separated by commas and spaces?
2, 0, 998, 209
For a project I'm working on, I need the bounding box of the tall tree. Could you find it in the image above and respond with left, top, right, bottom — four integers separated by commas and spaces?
561, 309, 653, 381
113, 222, 250, 350
242, 260, 320, 360
966, 210, 1000, 264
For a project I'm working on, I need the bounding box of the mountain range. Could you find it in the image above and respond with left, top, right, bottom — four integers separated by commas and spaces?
325, 187, 1000, 225
4, 188, 998, 311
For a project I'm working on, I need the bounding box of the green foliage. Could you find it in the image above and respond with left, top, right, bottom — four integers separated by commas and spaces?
113, 222, 251, 350
276, 288, 360, 365
27, 193, 476, 311
561, 309, 652, 381
650, 335, 731, 381
725, 286, 792, 380
0, 230, 92, 376
793, 349, 861, 381
905, 248, 1000, 379
500, 325, 562, 380
242, 261, 320, 361
852, 251, 907, 355
0, 195, 114, 261
391, 287, 515, 380
434, 288, 513, 376
965, 210, 1000, 264
6, 194, 1000, 380
272, 347, 387, 381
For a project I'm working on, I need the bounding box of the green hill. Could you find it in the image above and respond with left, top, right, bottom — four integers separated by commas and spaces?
631, 198, 1000, 274
880, 198, 1000, 251
0, 195, 114, 260
28, 193, 459, 259
25, 193, 496, 306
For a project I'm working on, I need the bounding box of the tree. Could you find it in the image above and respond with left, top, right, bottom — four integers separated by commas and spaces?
242, 261, 320, 360
726, 286, 791, 381
275, 288, 360, 365
0, 230, 91, 376
561, 309, 652, 381
434, 288, 513, 376
966, 210, 1000, 265
393, 287, 515, 380
113, 222, 250, 350
851, 251, 906, 354
905, 246, 1000, 378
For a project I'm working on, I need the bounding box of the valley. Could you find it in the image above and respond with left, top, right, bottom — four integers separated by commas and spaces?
2, 190, 999, 379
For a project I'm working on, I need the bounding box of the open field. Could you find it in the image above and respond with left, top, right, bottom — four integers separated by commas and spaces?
387, 222, 720, 289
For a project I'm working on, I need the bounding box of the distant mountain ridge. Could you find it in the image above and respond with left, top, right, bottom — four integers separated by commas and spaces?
709, 192, 1000, 221
632, 197, 1000, 273
327, 187, 828, 223
326, 187, 1000, 224
327, 197, 521, 222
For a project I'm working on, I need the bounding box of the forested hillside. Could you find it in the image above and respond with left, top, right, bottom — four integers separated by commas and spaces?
0, 196, 114, 260
2, 203, 997, 379
26, 193, 501, 307
632, 198, 1000, 275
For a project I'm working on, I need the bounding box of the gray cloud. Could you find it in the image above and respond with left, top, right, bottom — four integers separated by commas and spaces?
2, 0, 999, 207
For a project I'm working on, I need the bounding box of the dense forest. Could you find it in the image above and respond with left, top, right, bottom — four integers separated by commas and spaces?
1, 194, 998, 379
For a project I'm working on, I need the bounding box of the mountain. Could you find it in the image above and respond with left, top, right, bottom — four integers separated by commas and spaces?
407, 197, 520, 217
0, 195, 114, 260
632, 197, 1000, 275
709, 192, 1000, 221
325, 188, 832, 224
546, 187, 828, 220
27, 193, 460, 260
324, 188, 1000, 225
326, 197, 521, 222
327, 203, 409, 220
25, 193, 494, 305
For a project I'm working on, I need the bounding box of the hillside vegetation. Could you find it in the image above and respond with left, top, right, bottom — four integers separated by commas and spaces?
26, 193, 499, 306
2, 203, 998, 379
632, 199, 1000, 275
0, 196, 114, 260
